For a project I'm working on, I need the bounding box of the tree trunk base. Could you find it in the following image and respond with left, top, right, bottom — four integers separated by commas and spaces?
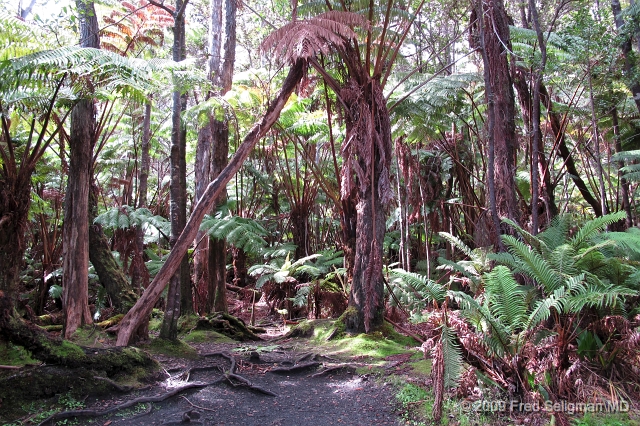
196, 312, 262, 341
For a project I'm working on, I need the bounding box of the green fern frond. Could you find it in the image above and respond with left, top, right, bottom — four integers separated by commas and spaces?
449, 290, 511, 357
438, 232, 474, 258
483, 266, 527, 331
570, 211, 627, 249
502, 235, 562, 292
200, 214, 268, 255
538, 215, 571, 250
389, 268, 446, 304
440, 324, 463, 388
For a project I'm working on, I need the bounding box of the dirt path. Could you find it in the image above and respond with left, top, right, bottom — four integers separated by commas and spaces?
39, 340, 403, 426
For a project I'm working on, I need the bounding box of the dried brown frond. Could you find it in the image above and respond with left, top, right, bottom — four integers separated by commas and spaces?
261, 11, 368, 62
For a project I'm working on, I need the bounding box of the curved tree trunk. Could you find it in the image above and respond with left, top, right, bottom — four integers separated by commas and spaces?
89, 185, 137, 312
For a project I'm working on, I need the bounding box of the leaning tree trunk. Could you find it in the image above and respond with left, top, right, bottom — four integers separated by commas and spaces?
116, 59, 305, 346
340, 76, 393, 334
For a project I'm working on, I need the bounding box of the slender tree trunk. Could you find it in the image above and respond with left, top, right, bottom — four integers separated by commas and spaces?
116, 59, 305, 346
133, 101, 152, 294
208, 0, 236, 313
539, 84, 602, 216
611, 107, 633, 227
62, 0, 100, 338
161, 0, 189, 340
529, 0, 547, 235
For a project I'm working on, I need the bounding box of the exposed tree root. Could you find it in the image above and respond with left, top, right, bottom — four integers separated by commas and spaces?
37, 382, 209, 425
201, 351, 277, 396
310, 364, 356, 378
270, 360, 321, 374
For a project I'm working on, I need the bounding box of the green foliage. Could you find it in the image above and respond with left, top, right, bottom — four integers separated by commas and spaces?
200, 212, 269, 256
94, 205, 170, 241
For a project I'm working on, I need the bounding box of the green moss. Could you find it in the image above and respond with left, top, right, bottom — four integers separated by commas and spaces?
0, 340, 38, 367
141, 337, 198, 359
183, 329, 235, 344
409, 359, 432, 376
177, 313, 200, 333
68, 325, 114, 347
573, 412, 639, 426
48, 339, 86, 363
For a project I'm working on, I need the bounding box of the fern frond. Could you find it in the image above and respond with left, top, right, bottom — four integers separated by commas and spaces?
261, 11, 368, 62
440, 324, 463, 388
484, 266, 527, 332
502, 235, 562, 292
389, 268, 446, 304
570, 211, 627, 249
438, 231, 474, 259
200, 214, 268, 255
449, 290, 511, 356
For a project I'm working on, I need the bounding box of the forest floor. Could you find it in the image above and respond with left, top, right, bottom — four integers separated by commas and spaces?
3, 297, 431, 426
4, 296, 639, 426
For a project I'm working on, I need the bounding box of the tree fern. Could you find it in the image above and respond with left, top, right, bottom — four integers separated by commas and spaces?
440, 323, 463, 388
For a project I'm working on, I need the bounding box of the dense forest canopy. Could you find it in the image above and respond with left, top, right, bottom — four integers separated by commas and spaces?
1, 0, 640, 423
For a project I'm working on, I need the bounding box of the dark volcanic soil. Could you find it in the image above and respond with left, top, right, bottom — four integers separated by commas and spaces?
38, 340, 402, 426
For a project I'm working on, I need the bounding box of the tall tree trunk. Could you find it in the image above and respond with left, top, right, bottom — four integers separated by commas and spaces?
133, 101, 152, 294
471, 0, 519, 246
209, 0, 235, 313
161, 0, 189, 340
116, 59, 305, 346
529, 0, 547, 235
210, 120, 229, 312
340, 76, 392, 334
611, 107, 633, 227
62, 0, 100, 338
512, 67, 558, 225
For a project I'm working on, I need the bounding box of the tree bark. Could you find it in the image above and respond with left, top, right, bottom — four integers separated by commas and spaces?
340, 75, 392, 333
61, 0, 100, 339
116, 59, 305, 346
471, 0, 519, 245
161, 0, 190, 340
